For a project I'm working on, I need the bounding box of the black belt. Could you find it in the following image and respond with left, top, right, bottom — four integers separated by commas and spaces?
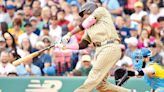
93, 39, 120, 47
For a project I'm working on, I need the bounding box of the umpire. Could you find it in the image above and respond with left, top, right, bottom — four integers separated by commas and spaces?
62, 2, 135, 92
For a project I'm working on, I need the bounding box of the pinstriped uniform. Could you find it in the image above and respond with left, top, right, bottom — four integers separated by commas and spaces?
74, 7, 131, 92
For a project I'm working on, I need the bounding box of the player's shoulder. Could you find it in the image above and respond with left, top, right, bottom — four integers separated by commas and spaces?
95, 7, 108, 12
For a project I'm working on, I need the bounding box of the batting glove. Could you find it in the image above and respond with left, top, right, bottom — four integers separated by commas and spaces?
62, 32, 72, 44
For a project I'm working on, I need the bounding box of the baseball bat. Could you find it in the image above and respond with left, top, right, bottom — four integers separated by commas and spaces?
12, 44, 56, 66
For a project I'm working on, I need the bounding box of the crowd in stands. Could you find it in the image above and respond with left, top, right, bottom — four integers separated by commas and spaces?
0, 0, 164, 77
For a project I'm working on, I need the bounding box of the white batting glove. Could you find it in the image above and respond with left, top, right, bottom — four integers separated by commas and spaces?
62, 32, 72, 44
55, 43, 66, 49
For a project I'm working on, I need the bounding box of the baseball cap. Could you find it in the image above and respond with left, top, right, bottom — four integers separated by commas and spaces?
29, 16, 38, 22
141, 48, 151, 57
43, 24, 49, 30
0, 36, 5, 42
134, 1, 143, 8
6, 5, 16, 10
24, 22, 32, 27
125, 37, 138, 46
81, 55, 91, 62
70, 1, 78, 6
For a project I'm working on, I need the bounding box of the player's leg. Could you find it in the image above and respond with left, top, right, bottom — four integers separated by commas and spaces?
74, 44, 131, 92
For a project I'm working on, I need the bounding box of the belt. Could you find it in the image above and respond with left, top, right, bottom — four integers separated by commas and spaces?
93, 39, 120, 47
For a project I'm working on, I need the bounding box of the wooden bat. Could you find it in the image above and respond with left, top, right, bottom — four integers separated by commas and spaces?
12, 44, 56, 66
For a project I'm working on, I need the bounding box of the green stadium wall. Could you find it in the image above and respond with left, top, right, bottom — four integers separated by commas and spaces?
0, 77, 151, 92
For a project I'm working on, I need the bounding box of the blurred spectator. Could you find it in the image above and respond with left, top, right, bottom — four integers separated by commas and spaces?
146, 0, 164, 8
156, 41, 164, 57
14, 0, 24, 10
56, 9, 70, 27
148, 41, 163, 64
50, 5, 58, 16
0, 36, 6, 54
40, 36, 54, 54
32, 0, 42, 18
149, 3, 164, 25
43, 63, 56, 76
40, 23, 50, 36
0, 4, 11, 24
8, 18, 24, 43
49, 15, 62, 42
18, 22, 38, 47
16, 52, 41, 76
125, 37, 138, 58
77, 54, 92, 76
138, 15, 152, 35
3, 32, 19, 58
124, 0, 138, 15
151, 22, 161, 40
23, 5, 32, 22
103, 0, 123, 16
129, 28, 138, 38
6, 4, 16, 23
157, 16, 164, 44
23, 0, 34, 9
0, 22, 8, 35
30, 16, 40, 36
130, 1, 147, 28
70, 1, 80, 16
39, 6, 51, 30
78, 0, 86, 6
14, 10, 25, 29
47, 0, 56, 7
33, 41, 52, 75
0, 50, 16, 76
115, 16, 131, 43
9, 50, 20, 64
116, 44, 133, 69
63, 3, 74, 22
18, 37, 34, 57
138, 29, 150, 48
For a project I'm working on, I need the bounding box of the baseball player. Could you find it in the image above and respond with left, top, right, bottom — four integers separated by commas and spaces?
114, 48, 164, 92
62, 2, 136, 92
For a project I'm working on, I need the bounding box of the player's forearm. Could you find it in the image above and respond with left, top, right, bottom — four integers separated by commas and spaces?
69, 25, 84, 36
127, 70, 144, 76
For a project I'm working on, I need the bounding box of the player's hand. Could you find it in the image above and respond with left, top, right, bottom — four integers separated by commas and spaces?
55, 43, 66, 50
62, 32, 72, 44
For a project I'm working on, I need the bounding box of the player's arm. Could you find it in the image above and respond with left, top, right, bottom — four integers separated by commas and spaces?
68, 15, 97, 36
142, 66, 155, 77
127, 66, 155, 77
62, 15, 97, 44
